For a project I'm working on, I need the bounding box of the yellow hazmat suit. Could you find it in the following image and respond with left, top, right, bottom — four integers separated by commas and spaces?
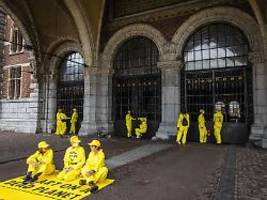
26, 141, 55, 177
55, 110, 68, 136
81, 140, 108, 184
198, 111, 208, 143
176, 113, 190, 144
57, 136, 85, 181
125, 112, 134, 138
70, 109, 78, 135
135, 117, 148, 138
213, 111, 223, 144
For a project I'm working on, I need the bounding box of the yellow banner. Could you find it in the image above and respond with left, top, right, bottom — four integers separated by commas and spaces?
0, 174, 114, 200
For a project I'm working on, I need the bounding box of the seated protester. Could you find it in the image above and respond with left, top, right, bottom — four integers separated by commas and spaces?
135, 117, 148, 139
24, 141, 55, 183
79, 139, 108, 193
57, 136, 85, 181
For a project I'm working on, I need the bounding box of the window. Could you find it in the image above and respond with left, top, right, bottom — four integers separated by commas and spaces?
183, 24, 248, 71
10, 28, 23, 53
8, 67, 21, 99
229, 101, 241, 120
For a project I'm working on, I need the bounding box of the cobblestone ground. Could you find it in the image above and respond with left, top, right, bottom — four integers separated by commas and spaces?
195, 146, 226, 200
235, 146, 267, 200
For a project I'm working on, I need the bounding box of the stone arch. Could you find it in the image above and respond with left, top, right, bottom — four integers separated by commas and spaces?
63, 0, 94, 66
171, 6, 264, 59
46, 40, 84, 76
101, 23, 168, 70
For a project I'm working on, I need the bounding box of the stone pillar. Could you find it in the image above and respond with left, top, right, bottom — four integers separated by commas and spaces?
79, 67, 98, 135
156, 60, 182, 139
43, 74, 58, 133
249, 51, 267, 143
95, 68, 114, 134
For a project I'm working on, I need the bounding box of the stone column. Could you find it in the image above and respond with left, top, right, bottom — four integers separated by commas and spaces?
249, 51, 267, 143
43, 74, 58, 133
156, 60, 182, 139
95, 68, 114, 134
79, 67, 98, 135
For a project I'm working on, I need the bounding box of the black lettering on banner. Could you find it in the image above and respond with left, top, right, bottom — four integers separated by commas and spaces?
59, 184, 82, 190
52, 191, 72, 198
79, 188, 91, 194
44, 189, 58, 195
32, 186, 50, 193
69, 194, 82, 200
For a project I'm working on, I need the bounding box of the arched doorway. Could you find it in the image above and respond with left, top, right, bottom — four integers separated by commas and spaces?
112, 36, 161, 138
181, 23, 253, 143
57, 52, 84, 134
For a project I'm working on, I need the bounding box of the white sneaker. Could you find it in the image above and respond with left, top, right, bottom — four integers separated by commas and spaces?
177, 141, 181, 144
136, 136, 140, 139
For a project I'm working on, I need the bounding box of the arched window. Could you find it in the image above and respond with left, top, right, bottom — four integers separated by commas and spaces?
184, 24, 248, 71
57, 52, 84, 123
59, 52, 84, 82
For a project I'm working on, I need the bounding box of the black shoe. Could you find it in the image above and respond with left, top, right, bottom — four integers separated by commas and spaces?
23, 172, 32, 183
79, 179, 87, 185
29, 172, 42, 183
88, 181, 98, 193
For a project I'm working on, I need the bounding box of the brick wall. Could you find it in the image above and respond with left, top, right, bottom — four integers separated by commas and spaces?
0, 15, 32, 99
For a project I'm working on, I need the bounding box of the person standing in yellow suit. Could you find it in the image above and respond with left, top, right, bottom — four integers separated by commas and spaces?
79, 140, 108, 193
213, 108, 224, 144
70, 108, 78, 135
125, 110, 135, 138
176, 109, 190, 144
135, 117, 148, 139
198, 109, 208, 144
24, 141, 55, 183
55, 109, 68, 136
57, 136, 85, 181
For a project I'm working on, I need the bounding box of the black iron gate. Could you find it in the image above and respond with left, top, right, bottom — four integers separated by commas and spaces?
112, 37, 161, 137
57, 52, 84, 133
181, 23, 252, 143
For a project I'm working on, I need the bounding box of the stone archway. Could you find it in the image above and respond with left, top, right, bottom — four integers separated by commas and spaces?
170, 6, 266, 141
42, 40, 84, 134
99, 23, 169, 136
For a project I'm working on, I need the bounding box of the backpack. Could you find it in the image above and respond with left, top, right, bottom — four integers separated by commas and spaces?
182, 116, 188, 126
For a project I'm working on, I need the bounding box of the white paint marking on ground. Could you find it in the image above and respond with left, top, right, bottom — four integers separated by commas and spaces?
106, 143, 171, 170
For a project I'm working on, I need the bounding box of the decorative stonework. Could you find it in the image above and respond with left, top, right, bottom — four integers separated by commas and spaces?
101, 23, 168, 70
248, 51, 266, 64
157, 60, 183, 71
171, 6, 264, 58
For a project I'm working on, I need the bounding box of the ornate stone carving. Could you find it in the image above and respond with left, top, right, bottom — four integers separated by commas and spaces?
248, 51, 265, 64
157, 60, 183, 71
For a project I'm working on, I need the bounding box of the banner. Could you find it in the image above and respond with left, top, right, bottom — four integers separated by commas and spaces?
0, 174, 114, 200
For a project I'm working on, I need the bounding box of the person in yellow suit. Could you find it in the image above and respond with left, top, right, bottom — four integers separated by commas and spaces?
79, 140, 108, 193
125, 110, 135, 138
213, 108, 224, 144
135, 117, 148, 139
57, 136, 85, 181
198, 109, 208, 144
55, 109, 68, 136
24, 141, 55, 183
70, 108, 78, 135
176, 109, 190, 144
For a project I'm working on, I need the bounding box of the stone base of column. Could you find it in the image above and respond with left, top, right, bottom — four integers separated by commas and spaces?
156, 122, 177, 140
250, 124, 265, 141
41, 120, 56, 134
79, 121, 97, 136
96, 121, 114, 134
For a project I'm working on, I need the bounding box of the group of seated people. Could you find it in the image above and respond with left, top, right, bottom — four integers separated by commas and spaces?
24, 137, 108, 193
125, 111, 148, 139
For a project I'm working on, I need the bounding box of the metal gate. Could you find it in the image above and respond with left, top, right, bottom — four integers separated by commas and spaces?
181, 23, 252, 143
112, 37, 161, 137
57, 52, 84, 133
